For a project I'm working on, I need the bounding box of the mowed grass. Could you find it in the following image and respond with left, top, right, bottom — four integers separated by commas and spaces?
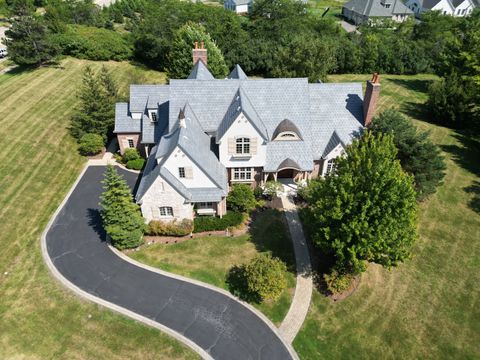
129, 209, 297, 325
292, 74, 480, 359
0, 58, 198, 359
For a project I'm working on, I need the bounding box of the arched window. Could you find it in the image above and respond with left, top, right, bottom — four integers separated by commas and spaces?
236, 137, 250, 154
275, 131, 301, 141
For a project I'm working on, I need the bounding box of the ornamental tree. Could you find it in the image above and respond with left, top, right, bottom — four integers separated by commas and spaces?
227, 184, 257, 213
167, 22, 228, 79
303, 131, 417, 275
370, 109, 446, 200
99, 165, 146, 249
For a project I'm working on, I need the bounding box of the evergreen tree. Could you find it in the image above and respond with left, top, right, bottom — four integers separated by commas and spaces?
303, 132, 417, 275
70, 65, 117, 141
3, 14, 60, 66
167, 22, 228, 79
99, 165, 146, 249
371, 109, 446, 200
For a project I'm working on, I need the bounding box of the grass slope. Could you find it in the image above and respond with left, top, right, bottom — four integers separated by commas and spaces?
129, 209, 296, 325
293, 74, 480, 359
0, 58, 197, 360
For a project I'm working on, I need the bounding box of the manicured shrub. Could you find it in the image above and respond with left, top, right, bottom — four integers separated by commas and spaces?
193, 212, 244, 233
126, 158, 145, 170
78, 133, 104, 155
148, 219, 193, 236
253, 186, 264, 199
123, 148, 140, 162
323, 270, 354, 295
243, 253, 287, 302
227, 184, 257, 213
52, 24, 133, 61
263, 181, 283, 199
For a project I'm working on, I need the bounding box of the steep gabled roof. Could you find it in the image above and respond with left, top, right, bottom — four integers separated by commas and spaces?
322, 131, 345, 158
228, 65, 248, 80
216, 87, 269, 141
187, 60, 214, 80
343, 0, 414, 16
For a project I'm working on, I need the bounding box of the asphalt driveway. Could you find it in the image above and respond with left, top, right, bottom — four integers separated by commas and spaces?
45, 166, 294, 360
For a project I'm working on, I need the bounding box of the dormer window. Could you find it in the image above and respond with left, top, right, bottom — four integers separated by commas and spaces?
275, 131, 301, 141
272, 119, 303, 141
385, 3, 390, 7
150, 111, 157, 122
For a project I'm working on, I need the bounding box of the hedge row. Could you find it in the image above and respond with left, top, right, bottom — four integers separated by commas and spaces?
193, 211, 244, 233
148, 219, 193, 236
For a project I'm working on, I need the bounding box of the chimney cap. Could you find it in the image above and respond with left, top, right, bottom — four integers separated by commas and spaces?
371, 72, 380, 84
194, 41, 198, 49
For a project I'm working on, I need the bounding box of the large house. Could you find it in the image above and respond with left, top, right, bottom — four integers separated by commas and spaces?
342, 0, 414, 25
404, 0, 478, 16
114, 43, 381, 223
224, 0, 252, 14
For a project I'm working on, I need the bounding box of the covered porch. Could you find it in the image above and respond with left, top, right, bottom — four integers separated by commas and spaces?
261, 158, 312, 184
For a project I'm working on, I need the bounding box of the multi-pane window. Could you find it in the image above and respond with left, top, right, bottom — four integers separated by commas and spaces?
233, 167, 252, 181
150, 112, 157, 122
236, 137, 250, 154
197, 202, 213, 209
325, 159, 336, 175
159, 207, 174, 217
178, 167, 186, 178
127, 139, 135, 148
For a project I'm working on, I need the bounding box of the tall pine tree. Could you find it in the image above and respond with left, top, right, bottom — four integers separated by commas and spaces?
70, 65, 118, 142
303, 132, 418, 275
99, 165, 146, 249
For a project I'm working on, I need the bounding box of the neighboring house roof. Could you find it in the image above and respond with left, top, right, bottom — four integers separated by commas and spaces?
272, 118, 303, 140
343, 0, 414, 16
187, 60, 215, 80
228, 65, 248, 80
114, 103, 140, 133
230, 0, 252, 5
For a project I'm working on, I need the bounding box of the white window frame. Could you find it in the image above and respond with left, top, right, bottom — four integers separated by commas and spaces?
178, 167, 186, 178
233, 167, 253, 181
275, 131, 301, 141
159, 206, 174, 218
127, 138, 135, 148
325, 159, 336, 175
196, 202, 214, 209
150, 111, 158, 122
235, 137, 250, 155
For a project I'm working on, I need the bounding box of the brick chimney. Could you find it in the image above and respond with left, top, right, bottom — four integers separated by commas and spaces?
363, 73, 381, 127
192, 41, 207, 66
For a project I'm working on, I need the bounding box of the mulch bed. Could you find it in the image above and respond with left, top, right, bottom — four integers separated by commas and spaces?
329, 275, 361, 301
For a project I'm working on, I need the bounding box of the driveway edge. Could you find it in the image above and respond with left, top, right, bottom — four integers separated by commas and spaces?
40, 163, 213, 360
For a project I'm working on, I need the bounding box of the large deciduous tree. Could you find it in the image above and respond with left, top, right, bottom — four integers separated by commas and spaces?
4, 14, 60, 66
371, 109, 446, 200
70, 65, 118, 142
99, 165, 146, 250
303, 132, 418, 275
167, 22, 228, 79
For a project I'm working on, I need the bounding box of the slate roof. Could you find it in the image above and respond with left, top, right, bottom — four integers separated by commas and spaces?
272, 119, 303, 140
322, 131, 345, 158
130, 85, 169, 112
114, 103, 140, 133
419, 0, 443, 8
228, 65, 248, 80
264, 141, 313, 172
343, 0, 414, 16
187, 60, 215, 80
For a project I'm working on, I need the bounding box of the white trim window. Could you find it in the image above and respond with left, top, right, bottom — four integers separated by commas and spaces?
325, 159, 336, 175
159, 206, 174, 217
178, 167, 186, 178
127, 139, 135, 148
233, 167, 252, 181
149, 111, 158, 122
236, 137, 250, 155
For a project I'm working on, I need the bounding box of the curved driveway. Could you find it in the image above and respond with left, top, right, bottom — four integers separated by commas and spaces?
44, 166, 295, 360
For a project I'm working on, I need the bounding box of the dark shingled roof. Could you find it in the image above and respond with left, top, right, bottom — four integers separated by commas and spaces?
277, 158, 301, 171
187, 60, 214, 80
228, 64, 248, 80
343, 0, 414, 16
272, 119, 303, 140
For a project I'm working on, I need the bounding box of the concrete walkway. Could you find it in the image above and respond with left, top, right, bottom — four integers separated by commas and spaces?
42, 164, 297, 360
278, 187, 313, 344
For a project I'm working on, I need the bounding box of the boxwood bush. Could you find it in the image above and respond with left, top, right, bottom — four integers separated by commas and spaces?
52, 25, 133, 61
148, 219, 193, 237
126, 158, 145, 170
193, 211, 244, 233
123, 148, 140, 162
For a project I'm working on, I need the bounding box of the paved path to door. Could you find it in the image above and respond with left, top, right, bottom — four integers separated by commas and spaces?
278, 186, 313, 344
42, 165, 297, 360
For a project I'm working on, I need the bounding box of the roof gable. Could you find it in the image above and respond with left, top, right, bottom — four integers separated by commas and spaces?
187, 60, 215, 80
228, 65, 248, 80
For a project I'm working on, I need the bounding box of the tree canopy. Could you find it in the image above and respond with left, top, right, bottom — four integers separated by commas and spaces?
303, 132, 418, 274
371, 109, 446, 200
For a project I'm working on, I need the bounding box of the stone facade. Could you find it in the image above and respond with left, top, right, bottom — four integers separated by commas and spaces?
117, 133, 143, 156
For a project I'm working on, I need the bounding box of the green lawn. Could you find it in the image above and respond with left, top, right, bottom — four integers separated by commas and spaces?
0, 58, 197, 360
292, 74, 480, 359
129, 209, 297, 325
308, 0, 346, 19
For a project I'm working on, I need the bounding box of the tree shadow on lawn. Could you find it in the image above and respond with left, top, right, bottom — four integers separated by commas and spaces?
389, 77, 435, 96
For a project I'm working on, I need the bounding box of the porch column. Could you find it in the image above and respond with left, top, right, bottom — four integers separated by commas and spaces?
273, 172, 278, 181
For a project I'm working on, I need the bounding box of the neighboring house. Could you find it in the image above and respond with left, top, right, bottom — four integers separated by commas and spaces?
342, 0, 414, 25
224, 0, 252, 14
404, 0, 478, 16
114, 43, 381, 223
